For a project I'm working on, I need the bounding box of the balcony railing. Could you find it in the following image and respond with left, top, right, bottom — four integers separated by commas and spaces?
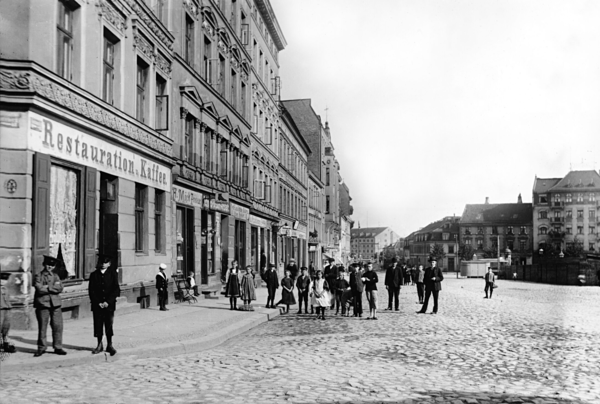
552, 217, 564, 223
551, 202, 563, 208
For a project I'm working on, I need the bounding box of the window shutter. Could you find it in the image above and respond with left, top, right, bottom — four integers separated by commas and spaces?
84, 167, 97, 279
33, 153, 51, 274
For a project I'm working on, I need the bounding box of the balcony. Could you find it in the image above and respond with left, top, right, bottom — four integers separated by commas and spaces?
551, 202, 563, 209
552, 217, 564, 223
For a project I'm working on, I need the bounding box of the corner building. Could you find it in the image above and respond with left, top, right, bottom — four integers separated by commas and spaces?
1, 0, 175, 327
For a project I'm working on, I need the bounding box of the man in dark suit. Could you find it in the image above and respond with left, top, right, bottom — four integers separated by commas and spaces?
323, 258, 338, 309
296, 267, 311, 314
417, 259, 444, 314
384, 258, 403, 311
89, 256, 121, 356
349, 263, 364, 317
156, 263, 169, 311
286, 258, 299, 281
33, 255, 67, 357
262, 264, 279, 308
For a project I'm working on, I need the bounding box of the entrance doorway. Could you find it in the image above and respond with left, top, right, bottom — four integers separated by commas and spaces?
251, 226, 258, 273
99, 174, 119, 280
176, 206, 195, 277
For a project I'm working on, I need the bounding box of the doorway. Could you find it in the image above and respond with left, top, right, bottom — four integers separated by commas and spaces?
176, 206, 195, 277
99, 174, 119, 280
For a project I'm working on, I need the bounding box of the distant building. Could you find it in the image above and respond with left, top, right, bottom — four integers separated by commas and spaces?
460, 196, 533, 266
351, 227, 398, 261
404, 217, 460, 271
533, 170, 600, 256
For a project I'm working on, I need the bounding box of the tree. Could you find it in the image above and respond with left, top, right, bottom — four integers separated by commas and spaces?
482, 248, 497, 259
458, 243, 474, 261
429, 243, 447, 263
565, 237, 584, 258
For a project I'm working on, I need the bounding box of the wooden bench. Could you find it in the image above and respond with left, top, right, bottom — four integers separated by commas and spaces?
200, 288, 220, 299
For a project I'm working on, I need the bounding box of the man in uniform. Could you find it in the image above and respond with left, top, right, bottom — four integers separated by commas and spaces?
156, 263, 169, 311
33, 255, 67, 356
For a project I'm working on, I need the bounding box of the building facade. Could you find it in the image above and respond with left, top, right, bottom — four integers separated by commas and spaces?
533, 171, 600, 256
460, 197, 533, 266
1, 0, 176, 327
307, 171, 325, 268
403, 217, 460, 271
351, 227, 398, 261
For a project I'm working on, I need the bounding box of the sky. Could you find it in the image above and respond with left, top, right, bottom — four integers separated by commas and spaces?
270, 0, 600, 237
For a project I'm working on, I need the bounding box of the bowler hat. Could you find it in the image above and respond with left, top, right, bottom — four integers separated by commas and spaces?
43, 255, 58, 266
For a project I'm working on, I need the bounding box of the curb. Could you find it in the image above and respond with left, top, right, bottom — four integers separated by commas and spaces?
0, 308, 280, 373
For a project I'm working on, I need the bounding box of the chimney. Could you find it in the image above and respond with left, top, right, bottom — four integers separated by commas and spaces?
518, 193, 522, 204
485, 197, 489, 204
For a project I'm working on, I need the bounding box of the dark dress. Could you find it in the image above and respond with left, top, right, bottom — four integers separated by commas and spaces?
280, 277, 296, 305
225, 269, 241, 297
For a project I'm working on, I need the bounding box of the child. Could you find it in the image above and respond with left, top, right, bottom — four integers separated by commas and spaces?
240, 266, 257, 311
225, 260, 241, 310
187, 271, 200, 297
334, 270, 350, 315
311, 270, 330, 320
277, 270, 296, 313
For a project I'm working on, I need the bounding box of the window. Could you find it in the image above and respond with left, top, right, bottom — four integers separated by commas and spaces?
590, 226, 595, 235
219, 141, 228, 178
464, 227, 471, 235
577, 193, 583, 203
57, 0, 75, 80
519, 241, 526, 252
156, 0, 167, 26
589, 210, 596, 219
326, 195, 330, 213
185, 15, 194, 65
448, 245, 454, 254
566, 226, 572, 234
577, 210, 584, 218
520, 226, 527, 235
155, 75, 168, 130
184, 116, 194, 165
590, 243, 595, 251
507, 226, 514, 235
326, 168, 330, 186
477, 227, 483, 234
539, 211, 547, 219
566, 194, 572, 202
230, 69, 237, 108
240, 82, 247, 118
218, 55, 226, 97
591, 194, 597, 202
102, 31, 117, 104
135, 184, 147, 252
577, 226, 583, 235
566, 210, 573, 218
539, 194, 548, 204
136, 58, 148, 123
203, 35, 212, 82
465, 239, 472, 245
540, 227, 548, 235
155, 190, 165, 252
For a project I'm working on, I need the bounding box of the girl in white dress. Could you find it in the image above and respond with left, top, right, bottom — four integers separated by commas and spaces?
310, 270, 330, 320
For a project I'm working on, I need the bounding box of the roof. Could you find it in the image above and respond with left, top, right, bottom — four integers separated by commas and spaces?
460, 203, 533, 225
548, 170, 600, 192
533, 177, 561, 194
351, 227, 389, 238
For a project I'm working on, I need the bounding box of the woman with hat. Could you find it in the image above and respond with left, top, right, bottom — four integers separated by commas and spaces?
33, 255, 67, 356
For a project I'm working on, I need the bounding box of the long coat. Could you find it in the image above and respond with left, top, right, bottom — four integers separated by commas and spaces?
384, 265, 403, 288
34, 269, 63, 308
88, 268, 121, 312
424, 266, 444, 291
262, 269, 279, 293
350, 270, 364, 293
156, 272, 168, 291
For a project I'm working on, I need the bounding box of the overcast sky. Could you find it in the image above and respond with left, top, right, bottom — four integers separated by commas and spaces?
271, 0, 600, 237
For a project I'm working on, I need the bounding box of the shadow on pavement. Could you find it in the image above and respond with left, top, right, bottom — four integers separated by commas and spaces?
9, 335, 93, 352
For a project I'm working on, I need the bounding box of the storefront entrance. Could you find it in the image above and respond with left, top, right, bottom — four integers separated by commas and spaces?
99, 173, 119, 278
176, 206, 194, 277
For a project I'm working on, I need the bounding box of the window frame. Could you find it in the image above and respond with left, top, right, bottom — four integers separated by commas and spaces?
135, 183, 148, 253
56, 0, 74, 80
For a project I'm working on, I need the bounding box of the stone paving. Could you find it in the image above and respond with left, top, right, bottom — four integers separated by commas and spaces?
2, 276, 600, 404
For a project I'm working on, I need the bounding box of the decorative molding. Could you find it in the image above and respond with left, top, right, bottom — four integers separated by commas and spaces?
180, 107, 189, 118
134, 32, 155, 62
124, 0, 173, 50
0, 68, 172, 155
155, 51, 172, 75
97, 0, 127, 34
183, 0, 200, 20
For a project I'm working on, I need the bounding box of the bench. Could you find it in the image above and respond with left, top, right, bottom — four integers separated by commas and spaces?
201, 288, 220, 299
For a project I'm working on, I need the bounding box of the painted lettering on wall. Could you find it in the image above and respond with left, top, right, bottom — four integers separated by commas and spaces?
28, 112, 171, 191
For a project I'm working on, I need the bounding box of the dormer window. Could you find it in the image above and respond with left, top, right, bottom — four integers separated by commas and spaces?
539, 194, 548, 204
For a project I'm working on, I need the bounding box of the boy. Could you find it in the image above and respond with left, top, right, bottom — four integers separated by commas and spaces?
334, 270, 350, 315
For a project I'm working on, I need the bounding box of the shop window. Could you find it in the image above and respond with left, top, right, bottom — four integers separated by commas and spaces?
135, 183, 148, 252
155, 190, 165, 253
33, 153, 96, 280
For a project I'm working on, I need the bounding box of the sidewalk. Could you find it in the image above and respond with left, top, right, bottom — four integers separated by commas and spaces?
1, 286, 280, 373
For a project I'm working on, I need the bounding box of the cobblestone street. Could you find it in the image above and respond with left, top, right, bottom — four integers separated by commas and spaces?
2, 277, 599, 404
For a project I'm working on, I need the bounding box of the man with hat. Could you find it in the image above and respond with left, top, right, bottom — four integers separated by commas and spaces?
88, 255, 120, 355
33, 255, 67, 356
384, 258, 402, 311
286, 258, 299, 281
261, 263, 279, 308
156, 263, 169, 311
323, 258, 338, 309
417, 258, 444, 314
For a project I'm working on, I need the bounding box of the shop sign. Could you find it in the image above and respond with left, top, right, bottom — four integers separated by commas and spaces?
173, 185, 204, 207
252, 201, 278, 217
28, 112, 171, 191
231, 203, 250, 220
298, 231, 307, 240
209, 198, 230, 214
249, 214, 267, 228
